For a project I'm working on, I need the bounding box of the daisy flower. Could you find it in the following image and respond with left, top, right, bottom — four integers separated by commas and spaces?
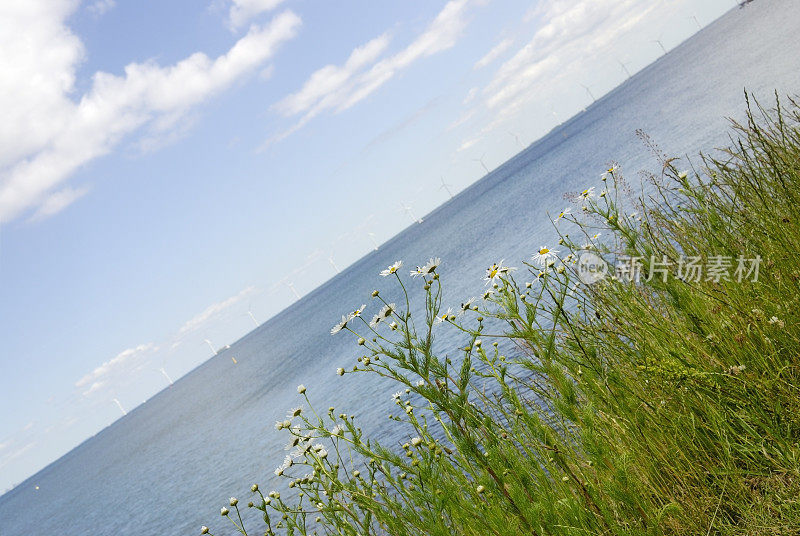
579, 186, 596, 200
421, 257, 441, 275
435, 307, 454, 323
484, 260, 514, 285
330, 315, 349, 335
460, 297, 475, 312
482, 289, 494, 300
351, 304, 366, 318
601, 165, 618, 180
380, 261, 403, 277
369, 312, 383, 328
379, 303, 395, 319
554, 207, 572, 222
392, 391, 403, 400
275, 455, 293, 476
288, 406, 303, 418
531, 246, 559, 267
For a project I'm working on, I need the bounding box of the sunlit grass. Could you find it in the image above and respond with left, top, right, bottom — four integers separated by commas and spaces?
205, 94, 800, 535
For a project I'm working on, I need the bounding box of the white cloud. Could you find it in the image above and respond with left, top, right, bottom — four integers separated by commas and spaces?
27, 185, 89, 222
0, 4, 301, 223
267, 0, 470, 145
75, 343, 156, 392
229, 0, 287, 30
273, 33, 391, 116
176, 286, 256, 337
483, 0, 659, 114
473, 37, 513, 69
87, 0, 115, 17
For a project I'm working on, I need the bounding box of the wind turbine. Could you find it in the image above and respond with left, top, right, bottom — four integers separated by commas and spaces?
112, 398, 127, 416
618, 59, 632, 79
247, 309, 259, 328
579, 83, 596, 103
204, 338, 218, 356
439, 176, 454, 199
367, 231, 379, 251
508, 131, 524, 148
652, 39, 667, 56
473, 153, 489, 174
399, 203, 423, 224
550, 106, 560, 124
286, 280, 301, 300
328, 253, 340, 274
158, 367, 174, 386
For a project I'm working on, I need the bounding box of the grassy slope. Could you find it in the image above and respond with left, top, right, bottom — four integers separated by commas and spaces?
207, 96, 800, 536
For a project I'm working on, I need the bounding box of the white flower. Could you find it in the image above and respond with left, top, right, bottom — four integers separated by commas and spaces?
275, 455, 293, 476
288, 406, 302, 418
601, 165, 618, 180
330, 424, 343, 436
392, 391, 403, 400
275, 420, 285, 430
579, 186, 596, 200
460, 297, 475, 312
435, 307, 454, 324
336, 367, 345, 376
370, 303, 396, 327
330, 315, 349, 335
484, 260, 514, 285
421, 257, 441, 274
531, 247, 559, 267
482, 289, 494, 300
412, 257, 440, 277
297, 384, 306, 394
229, 497, 238, 506
351, 304, 366, 318
554, 207, 572, 222
410, 437, 422, 447
380, 261, 403, 277
380, 303, 396, 318
415, 380, 425, 387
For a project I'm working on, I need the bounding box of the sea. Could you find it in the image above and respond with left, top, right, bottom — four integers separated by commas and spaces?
2, 1, 799, 534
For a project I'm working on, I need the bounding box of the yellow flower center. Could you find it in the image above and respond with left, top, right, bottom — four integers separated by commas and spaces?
539, 248, 549, 255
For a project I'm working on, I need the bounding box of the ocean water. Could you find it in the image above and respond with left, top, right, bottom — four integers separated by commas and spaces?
3, 2, 800, 534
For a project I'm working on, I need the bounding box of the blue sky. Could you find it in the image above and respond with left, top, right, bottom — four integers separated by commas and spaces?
0, 0, 735, 492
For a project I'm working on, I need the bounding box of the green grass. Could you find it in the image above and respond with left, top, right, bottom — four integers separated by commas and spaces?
205, 94, 800, 536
